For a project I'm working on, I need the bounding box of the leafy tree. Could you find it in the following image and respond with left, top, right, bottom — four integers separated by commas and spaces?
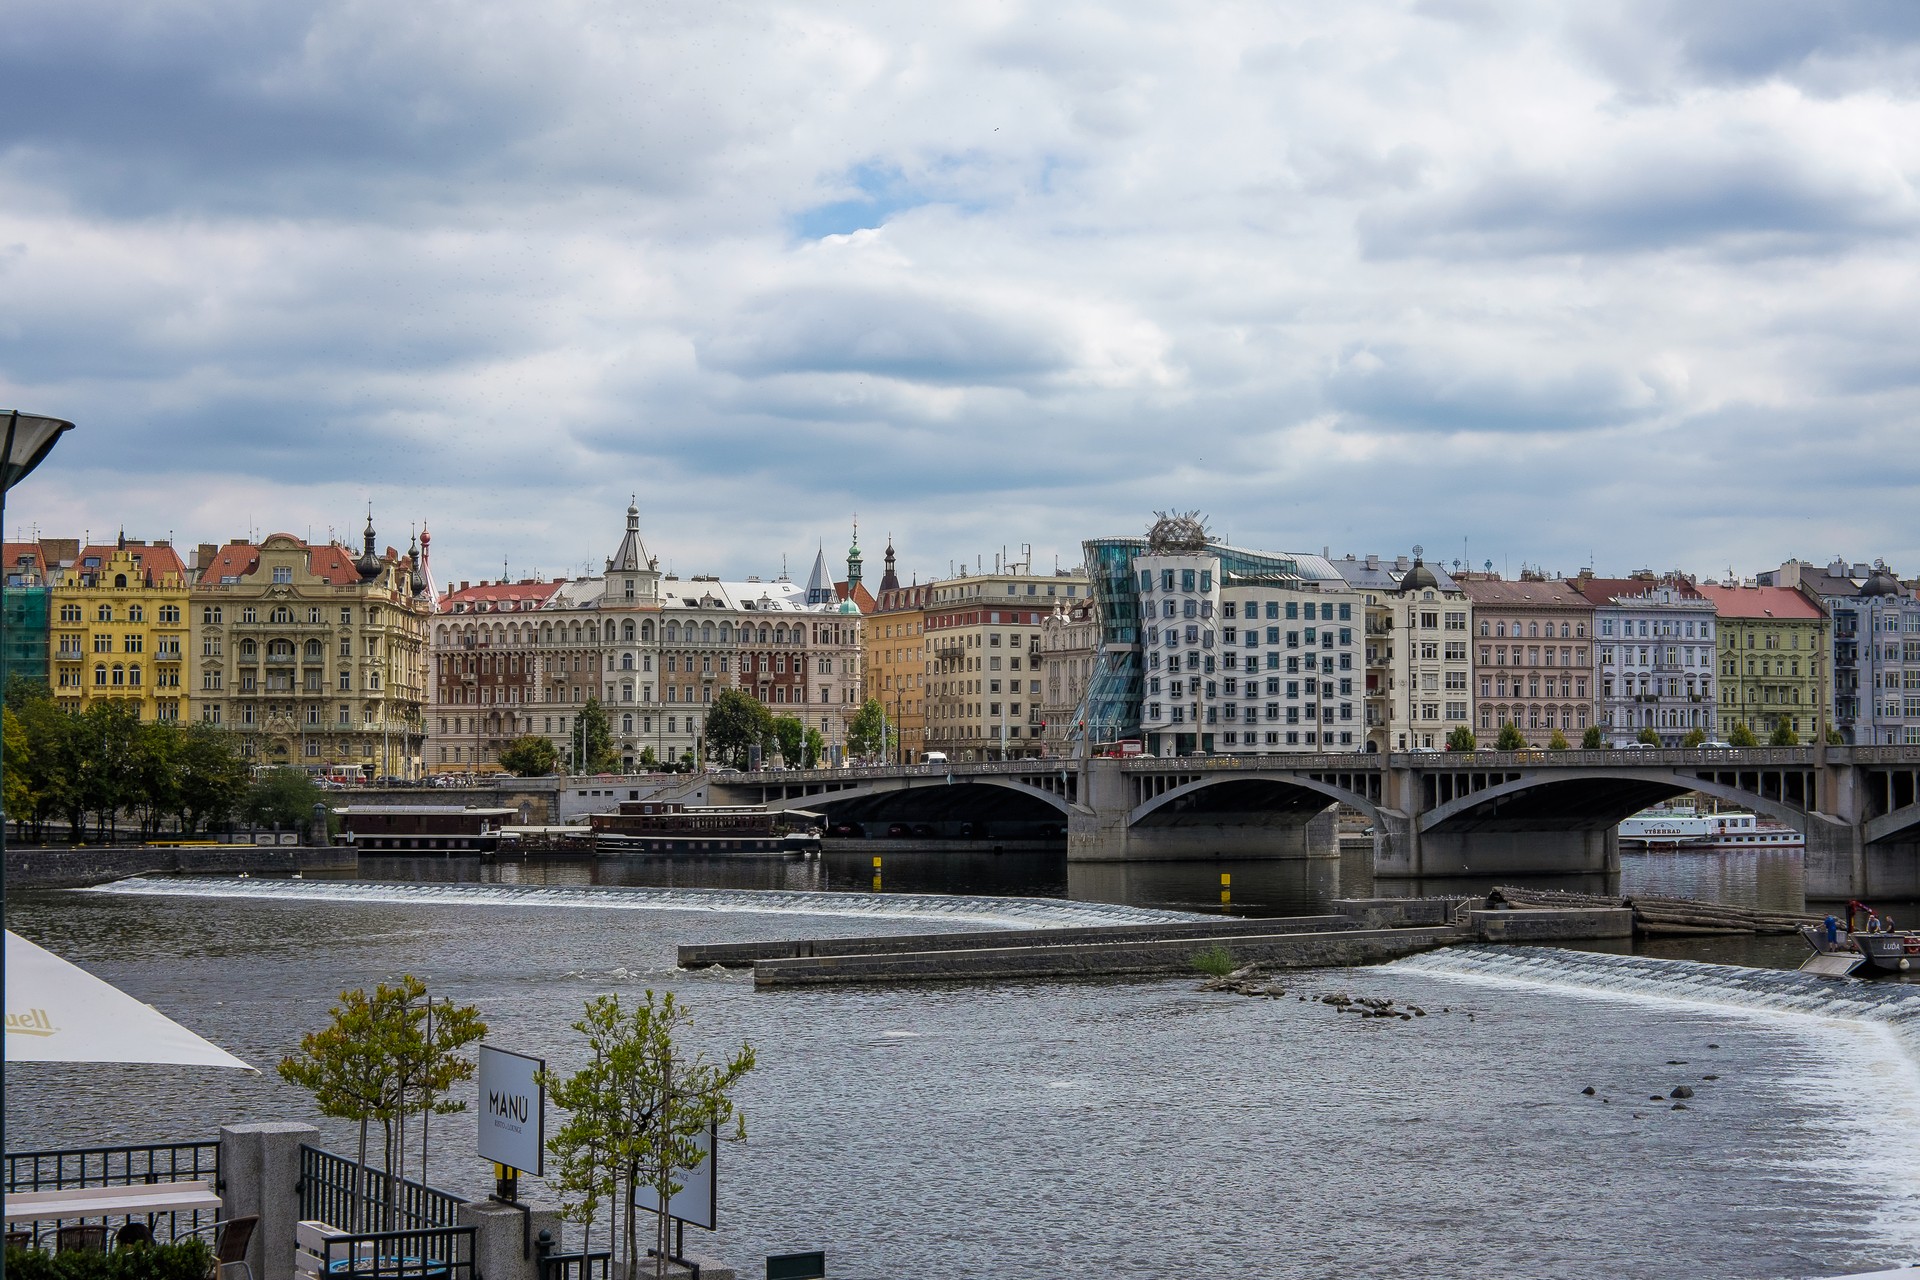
571, 697, 618, 774
1826, 729, 1844, 746
637, 746, 659, 770
847, 698, 891, 760
1445, 726, 1476, 752
770, 715, 804, 767
126, 721, 181, 839
1728, 722, 1759, 747
1581, 726, 1604, 749
703, 689, 773, 769
499, 735, 559, 777
543, 991, 755, 1279
1495, 722, 1526, 751
1769, 720, 1800, 747
174, 725, 248, 834
70, 701, 142, 839
1547, 728, 1570, 751
3, 707, 30, 831
802, 727, 824, 768
243, 766, 326, 834
1637, 727, 1661, 746
1681, 728, 1707, 748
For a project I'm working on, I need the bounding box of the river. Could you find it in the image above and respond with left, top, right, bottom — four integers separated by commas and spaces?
6, 848, 1920, 1279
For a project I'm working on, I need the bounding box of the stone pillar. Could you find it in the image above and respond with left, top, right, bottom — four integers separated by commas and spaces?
1803, 811, 1861, 900
459, 1200, 562, 1280
220, 1122, 319, 1280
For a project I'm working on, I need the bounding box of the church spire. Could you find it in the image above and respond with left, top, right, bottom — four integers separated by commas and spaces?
606, 496, 654, 574
845, 521, 863, 591
879, 533, 899, 594
805, 544, 834, 605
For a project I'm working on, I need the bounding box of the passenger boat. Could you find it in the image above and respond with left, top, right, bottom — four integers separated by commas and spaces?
1619, 805, 1803, 850
1797, 901, 1920, 977
334, 805, 516, 855
589, 801, 823, 856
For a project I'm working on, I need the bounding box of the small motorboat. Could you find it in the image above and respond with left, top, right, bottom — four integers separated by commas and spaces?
1798, 900, 1920, 977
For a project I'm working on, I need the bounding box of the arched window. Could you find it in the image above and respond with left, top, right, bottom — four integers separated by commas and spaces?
641, 621, 654, 641
305, 640, 323, 659
622, 713, 633, 733
758, 625, 770, 644
129, 664, 142, 687
94, 664, 107, 686
1528, 622, 1539, 637
621, 653, 634, 669
114, 573, 127, 588
665, 622, 680, 643
269, 640, 293, 659
437, 625, 449, 645
271, 606, 293, 623
1560, 623, 1570, 638
701, 622, 714, 643
1479, 621, 1489, 636
111, 665, 125, 686
623, 620, 636, 641
775, 624, 789, 644
241, 639, 257, 658
97, 605, 112, 622
718, 622, 733, 642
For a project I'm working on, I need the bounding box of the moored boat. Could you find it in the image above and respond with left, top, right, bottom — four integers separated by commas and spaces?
589, 800, 823, 856
1797, 901, 1920, 976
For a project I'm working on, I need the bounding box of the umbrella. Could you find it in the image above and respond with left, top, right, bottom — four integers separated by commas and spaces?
4, 931, 254, 1069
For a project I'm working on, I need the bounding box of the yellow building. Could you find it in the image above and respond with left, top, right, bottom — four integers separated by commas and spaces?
865, 571, 930, 764
190, 523, 433, 778
1698, 583, 1830, 741
49, 538, 190, 722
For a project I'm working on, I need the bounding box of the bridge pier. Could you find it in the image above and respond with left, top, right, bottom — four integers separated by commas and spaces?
1068, 803, 1337, 861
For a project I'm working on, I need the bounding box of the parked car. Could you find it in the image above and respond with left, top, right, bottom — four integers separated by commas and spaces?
886, 822, 912, 838
910, 823, 935, 838
829, 821, 866, 838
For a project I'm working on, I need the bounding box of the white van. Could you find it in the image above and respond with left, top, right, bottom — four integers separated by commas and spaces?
921, 752, 949, 766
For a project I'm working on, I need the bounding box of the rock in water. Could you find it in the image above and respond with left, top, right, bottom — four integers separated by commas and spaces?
1670, 1085, 1694, 1099
1581, 1086, 1596, 1096
1671, 1103, 1689, 1111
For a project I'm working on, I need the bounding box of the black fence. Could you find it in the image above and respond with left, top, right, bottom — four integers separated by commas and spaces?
297, 1146, 465, 1234
535, 1232, 611, 1280
308, 1226, 476, 1280
3, 1140, 223, 1245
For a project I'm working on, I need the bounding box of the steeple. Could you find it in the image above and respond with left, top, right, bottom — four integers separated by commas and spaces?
417, 525, 439, 603
356, 507, 382, 580
606, 497, 654, 574
804, 546, 835, 605
879, 535, 899, 593
845, 522, 863, 592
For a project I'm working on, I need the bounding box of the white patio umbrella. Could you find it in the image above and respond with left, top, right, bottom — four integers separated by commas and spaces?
4, 931, 254, 1069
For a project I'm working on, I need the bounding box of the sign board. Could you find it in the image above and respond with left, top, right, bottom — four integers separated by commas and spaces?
476, 1045, 545, 1176
632, 1120, 715, 1230
766, 1252, 826, 1280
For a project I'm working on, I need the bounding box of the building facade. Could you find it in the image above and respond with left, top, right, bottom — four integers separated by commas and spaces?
1695, 582, 1829, 742
1763, 559, 1920, 746
866, 542, 931, 763
1458, 576, 1595, 746
1038, 600, 1097, 755
924, 563, 1091, 760
49, 539, 191, 723
430, 576, 565, 771
1573, 575, 1718, 746
1332, 552, 1471, 753
192, 524, 432, 777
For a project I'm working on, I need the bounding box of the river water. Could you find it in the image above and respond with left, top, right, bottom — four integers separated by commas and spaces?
6, 848, 1920, 1279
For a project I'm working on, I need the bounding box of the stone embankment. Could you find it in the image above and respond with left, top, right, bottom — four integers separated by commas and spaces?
6, 844, 357, 889
685, 896, 1633, 988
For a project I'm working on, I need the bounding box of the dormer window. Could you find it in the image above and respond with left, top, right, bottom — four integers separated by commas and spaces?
272, 566, 293, 584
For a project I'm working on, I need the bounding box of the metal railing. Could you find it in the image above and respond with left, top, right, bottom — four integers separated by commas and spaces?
297, 1146, 465, 1234
3, 1140, 222, 1244
536, 1231, 612, 1280
311, 1225, 476, 1280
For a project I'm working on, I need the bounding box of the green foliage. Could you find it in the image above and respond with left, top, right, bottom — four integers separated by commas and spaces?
1637, 727, 1661, 746
1827, 729, 1844, 746
1581, 726, 1604, 749
1189, 945, 1237, 977
6, 1238, 214, 1280
1495, 722, 1526, 751
847, 698, 891, 760
3, 706, 29, 821
572, 698, 618, 774
1769, 720, 1800, 747
1445, 726, 1476, 752
499, 735, 559, 777
802, 727, 825, 768
1547, 728, 1570, 751
704, 689, 773, 769
542, 991, 756, 1277
1681, 728, 1707, 749
279, 976, 486, 1230
770, 715, 804, 767
637, 746, 659, 770
243, 766, 326, 833
1728, 722, 1759, 747
173, 725, 248, 834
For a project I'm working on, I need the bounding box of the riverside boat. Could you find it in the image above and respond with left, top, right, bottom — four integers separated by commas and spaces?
1619, 805, 1803, 850
1797, 901, 1920, 977
333, 804, 515, 854
589, 801, 823, 856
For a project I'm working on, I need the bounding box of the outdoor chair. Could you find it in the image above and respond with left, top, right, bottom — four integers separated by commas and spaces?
56, 1225, 108, 1254
114, 1222, 154, 1250
6, 1230, 35, 1250
207, 1215, 257, 1280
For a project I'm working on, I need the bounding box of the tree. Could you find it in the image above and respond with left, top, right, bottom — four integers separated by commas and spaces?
572, 698, 618, 774
770, 715, 804, 767
1495, 722, 1526, 751
544, 991, 755, 1279
637, 746, 659, 770
499, 735, 559, 777
69, 701, 143, 839
174, 725, 248, 834
1770, 720, 1800, 747
1728, 722, 1759, 747
802, 727, 824, 768
703, 689, 773, 769
1548, 728, 1570, 751
1637, 727, 1661, 746
1827, 729, 1843, 746
1445, 726, 1476, 752
1681, 728, 1707, 748
244, 766, 327, 834
1581, 726, 1604, 749
847, 698, 890, 761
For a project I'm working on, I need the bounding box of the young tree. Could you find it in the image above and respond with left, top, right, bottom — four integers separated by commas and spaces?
1547, 728, 1570, 751
703, 689, 773, 769
637, 746, 659, 770
1636, 727, 1661, 746
3, 706, 31, 831
770, 715, 804, 767
1826, 729, 1844, 746
1581, 726, 1604, 749
174, 725, 249, 835
544, 992, 755, 1280
802, 727, 824, 768
128, 721, 181, 839
1681, 728, 1707, 748
1728, 722, 1759, 747
847, 698, 890, 760
1445, 726, 1476, 752
1495, 722, 1526, 751
1769, 720, 1800, 747
71, 700, 142, 839
244, 766, 326, 833
499, 735, 559, 777
573, 698, 619, 774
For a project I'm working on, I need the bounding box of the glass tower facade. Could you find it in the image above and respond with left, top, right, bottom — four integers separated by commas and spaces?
1, 585, 50, 690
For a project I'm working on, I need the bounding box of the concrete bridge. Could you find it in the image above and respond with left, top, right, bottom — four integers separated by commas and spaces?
709, 747, 1920, 900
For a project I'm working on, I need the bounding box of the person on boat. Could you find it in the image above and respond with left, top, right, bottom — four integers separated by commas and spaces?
1866, 911, 1882, 933
1884, 914, 1896, 933
1824, 914, 1841, 947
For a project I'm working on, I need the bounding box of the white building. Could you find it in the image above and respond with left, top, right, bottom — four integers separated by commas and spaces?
1573, 575, 1718, 747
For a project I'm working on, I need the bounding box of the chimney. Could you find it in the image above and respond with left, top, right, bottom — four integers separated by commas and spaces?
461, 580, 470, 591
1366, 554, 1379, 569
196, 543, 217, 570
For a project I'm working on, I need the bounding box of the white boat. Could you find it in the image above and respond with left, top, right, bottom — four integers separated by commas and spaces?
1619, 806, 1803, 851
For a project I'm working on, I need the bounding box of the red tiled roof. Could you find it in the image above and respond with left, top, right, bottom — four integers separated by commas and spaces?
1458, 579, 1593, 609
305, 543, 365, 586
835, 581, 876, 615
1694, 583, 1827, 621
67, 540, 188, 583
1571, 576, 1706, 604
197, 543, 260, 585
439, 579, 563, 613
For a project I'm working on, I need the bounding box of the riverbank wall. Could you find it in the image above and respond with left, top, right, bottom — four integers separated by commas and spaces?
6, 845, 358, 889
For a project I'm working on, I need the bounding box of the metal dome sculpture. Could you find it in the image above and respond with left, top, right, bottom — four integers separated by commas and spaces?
1146, 510, 1212, 554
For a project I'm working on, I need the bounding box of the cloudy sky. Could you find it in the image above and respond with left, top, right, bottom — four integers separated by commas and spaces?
3, 0, 1917, 589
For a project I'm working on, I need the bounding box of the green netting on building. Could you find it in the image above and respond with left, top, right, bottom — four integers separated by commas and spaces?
1, 586, 50, 690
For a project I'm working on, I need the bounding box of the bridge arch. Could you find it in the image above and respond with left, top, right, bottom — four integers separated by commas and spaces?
1865, 801, 1920, 845
745, 776, 1073, 817
1419, 769, 1810, 834
1128, 773, 1378, 828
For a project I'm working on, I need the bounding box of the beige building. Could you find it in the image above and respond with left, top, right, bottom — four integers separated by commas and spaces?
1388, 556, 1476, 751
192, 522, 432, 778
1038, 600, 1097, 754
865, 544, 931, 764
925, 564, 1092, 760
1458, 575, 1595, 747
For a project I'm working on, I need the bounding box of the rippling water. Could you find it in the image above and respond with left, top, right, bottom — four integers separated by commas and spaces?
8, 881, 1920, 1280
